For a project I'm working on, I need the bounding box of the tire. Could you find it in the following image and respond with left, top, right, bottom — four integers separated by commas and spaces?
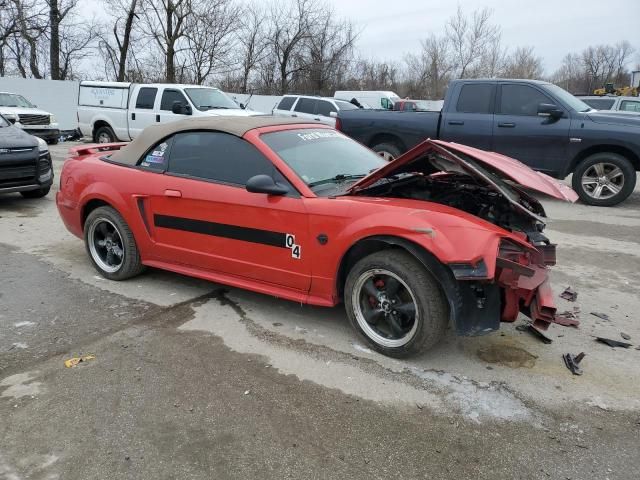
372, 142, 402, 161
47, 138, 59, 145
344, 250, 448, 358
94, 125, 117, 144
84, 206, 145, 281
20, 186, 50, 198
572, 152, 636, 207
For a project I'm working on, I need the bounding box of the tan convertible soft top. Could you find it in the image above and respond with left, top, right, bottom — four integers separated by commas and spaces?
109, 115, 310, 165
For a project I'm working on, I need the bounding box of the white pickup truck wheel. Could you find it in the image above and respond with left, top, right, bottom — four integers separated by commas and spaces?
95, 126, 116, 144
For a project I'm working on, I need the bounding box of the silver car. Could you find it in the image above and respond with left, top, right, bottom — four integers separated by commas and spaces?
577, 95, 640, 114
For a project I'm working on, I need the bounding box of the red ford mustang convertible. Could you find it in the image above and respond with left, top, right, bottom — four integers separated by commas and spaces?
57, 116, 577, 357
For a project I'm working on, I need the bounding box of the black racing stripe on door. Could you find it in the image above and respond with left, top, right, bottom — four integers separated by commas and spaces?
154, 214, 288, 248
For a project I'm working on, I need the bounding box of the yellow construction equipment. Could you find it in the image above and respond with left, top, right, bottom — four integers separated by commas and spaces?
593, 71, 640, 97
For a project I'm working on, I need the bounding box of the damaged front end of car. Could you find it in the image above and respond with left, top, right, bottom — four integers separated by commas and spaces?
346, 139, 579, 335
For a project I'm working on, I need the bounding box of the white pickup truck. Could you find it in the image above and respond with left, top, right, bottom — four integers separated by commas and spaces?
0, 91, 60, 144
78, 81, 255, 143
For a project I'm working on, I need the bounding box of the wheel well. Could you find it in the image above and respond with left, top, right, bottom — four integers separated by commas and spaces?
570, 145, 640, 174
368, 133, 406, 153
336, 236, 453, 301
93, 120, 112, 138
81, 199, 110, 230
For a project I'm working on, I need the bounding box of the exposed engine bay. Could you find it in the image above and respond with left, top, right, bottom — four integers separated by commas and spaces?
354, 151, 549, 238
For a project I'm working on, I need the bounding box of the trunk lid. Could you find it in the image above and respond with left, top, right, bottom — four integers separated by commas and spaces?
347, 139, 578, 203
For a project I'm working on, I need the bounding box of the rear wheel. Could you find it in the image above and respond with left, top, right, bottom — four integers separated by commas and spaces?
94, 125, 116, 144
84, 206, 144, 280
344, 250, 448, 357
20, 186, 50, 199
372, 142, 402, 161
572, 152, 636, 206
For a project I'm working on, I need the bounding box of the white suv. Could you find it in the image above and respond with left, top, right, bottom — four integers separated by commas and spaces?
272, 95, 359, 127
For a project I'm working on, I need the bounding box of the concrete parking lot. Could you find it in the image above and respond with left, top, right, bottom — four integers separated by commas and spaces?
1, 142, 640, 479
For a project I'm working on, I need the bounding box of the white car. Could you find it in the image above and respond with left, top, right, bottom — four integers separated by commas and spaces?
272, 95, 360, 127
78, 81, 257, 143
334, 90, 401, 110
0, 92, 60, 144
577, 95, 640, 114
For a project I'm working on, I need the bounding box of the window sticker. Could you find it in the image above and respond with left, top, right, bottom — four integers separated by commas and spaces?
145, 155, 165, 164
296, 131, 341, 142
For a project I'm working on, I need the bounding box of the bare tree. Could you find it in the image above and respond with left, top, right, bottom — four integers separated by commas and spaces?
446, 6, 500, 78
8, 0, 47, 78
502, 46, 543, 79
236, 2, 269, 93
143, 0, 192, 83
98, 0, 141, 81
183, 0, 238, 85
405, 34, 452, 99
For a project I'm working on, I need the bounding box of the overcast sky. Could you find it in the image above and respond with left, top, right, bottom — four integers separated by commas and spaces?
326, 0, 640, 73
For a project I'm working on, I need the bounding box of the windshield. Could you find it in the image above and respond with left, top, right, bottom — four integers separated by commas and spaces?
0, 93, 34, 108
184, 88, 238, 111
261, 129, 387, 196
545, 84, 592, 112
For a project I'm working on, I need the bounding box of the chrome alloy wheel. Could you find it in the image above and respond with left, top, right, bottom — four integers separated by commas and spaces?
352, 269, 419, 348
581, 162, 624, 200
88, 218, 125, 273
377, 150, 395, 161
97, 132, 112, 143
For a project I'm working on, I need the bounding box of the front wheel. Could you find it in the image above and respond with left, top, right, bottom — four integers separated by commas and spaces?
84, 206, 145, 280
344, 250, 448, 357
572, 153, 636, 206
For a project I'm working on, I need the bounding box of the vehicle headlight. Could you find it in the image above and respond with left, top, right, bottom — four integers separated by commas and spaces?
37, 136, 49, 153
50, 115, 57, 124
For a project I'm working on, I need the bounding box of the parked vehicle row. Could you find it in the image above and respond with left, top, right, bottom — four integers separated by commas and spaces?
77, 81, 254, 144
337, 79, 640, 206
56, 116, 576, 357
273, 95, 360, 127
0, 91, 60, 144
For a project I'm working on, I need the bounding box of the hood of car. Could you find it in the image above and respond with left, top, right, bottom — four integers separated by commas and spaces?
0, 106, 52, 116
585, 111, 640, 127
0, 124, 38, 149
347, 139, 578, 204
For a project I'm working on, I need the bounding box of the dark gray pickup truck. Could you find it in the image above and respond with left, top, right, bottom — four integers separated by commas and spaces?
337, 79, 640, 206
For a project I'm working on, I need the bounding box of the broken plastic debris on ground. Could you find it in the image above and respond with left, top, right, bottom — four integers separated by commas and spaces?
64, 355, 96, 368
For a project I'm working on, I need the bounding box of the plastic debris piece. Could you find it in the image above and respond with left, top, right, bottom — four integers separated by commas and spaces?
621, 332, 631, 341
243, 390, 250, 395
596, 337, 631, 348
64, 354, 96, 368
560, 287, 578, 302
563, 352, 585, 375
554, 310, 580, 327
516, 323, 552, 344
590, 312, 610, 321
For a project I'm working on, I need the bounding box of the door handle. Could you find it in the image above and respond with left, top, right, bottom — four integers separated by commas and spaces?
314, 117, 321, 121
291, 114, 297, 117
448, 120, 464, 125
156, 114, 160, 122
164, 189, 182, 198
498, 122, 516, 128
131, 113, 136, 120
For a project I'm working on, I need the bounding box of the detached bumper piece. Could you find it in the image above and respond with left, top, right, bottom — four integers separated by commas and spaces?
497, 239, 578, 331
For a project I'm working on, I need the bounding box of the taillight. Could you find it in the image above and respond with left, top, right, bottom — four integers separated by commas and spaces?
334, 117, 342, 131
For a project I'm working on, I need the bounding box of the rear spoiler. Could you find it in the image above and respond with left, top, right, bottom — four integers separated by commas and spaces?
69, 143, 127, 156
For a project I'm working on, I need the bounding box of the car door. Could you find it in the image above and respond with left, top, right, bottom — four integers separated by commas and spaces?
314, 99, 337, 126
157, 88, 192, 125
128, 87, 159, 139
291, 97, 318, 121
145, 131, 312, 292
440, 82, 495, 150
491, 83, 569, 175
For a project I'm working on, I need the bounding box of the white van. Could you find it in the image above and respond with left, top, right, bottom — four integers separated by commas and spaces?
78, 81, 255, 143
333, 91, 401, 110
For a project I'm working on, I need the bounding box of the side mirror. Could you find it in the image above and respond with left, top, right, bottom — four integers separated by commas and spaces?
246, 175, 289, 196
329, 111, 338, 118
239, 103, 246, 109
172, 101, 192, 115
537, 103, 563, 119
